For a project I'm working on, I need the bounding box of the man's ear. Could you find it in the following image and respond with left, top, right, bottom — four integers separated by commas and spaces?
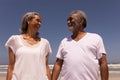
79, 19, 84, 25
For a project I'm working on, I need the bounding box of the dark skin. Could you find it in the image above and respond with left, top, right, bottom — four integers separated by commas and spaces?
99, 54, 109, 80
51, 58, 63, 80
67, 14, 87, 41
52, 13, 108, 80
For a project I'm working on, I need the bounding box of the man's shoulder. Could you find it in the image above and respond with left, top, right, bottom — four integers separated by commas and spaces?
88, 32, 103, 40
61, 36, 72, 42
88, 32, 101, 37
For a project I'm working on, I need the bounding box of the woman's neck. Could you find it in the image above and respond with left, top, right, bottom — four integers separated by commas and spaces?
25, 32, 37, 39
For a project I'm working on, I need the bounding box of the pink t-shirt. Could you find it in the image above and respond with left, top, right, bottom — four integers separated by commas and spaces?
5, 35, 52, 80
56, 32, 106, 80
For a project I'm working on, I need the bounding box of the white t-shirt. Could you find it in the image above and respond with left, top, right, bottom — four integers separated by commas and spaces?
5, 35, 52, 80
56, 32, 106, 80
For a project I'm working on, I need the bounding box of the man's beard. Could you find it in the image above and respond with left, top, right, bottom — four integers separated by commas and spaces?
68, 22, 79, 32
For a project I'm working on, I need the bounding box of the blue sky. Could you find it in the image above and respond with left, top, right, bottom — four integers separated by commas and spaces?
0, 0, 120, 64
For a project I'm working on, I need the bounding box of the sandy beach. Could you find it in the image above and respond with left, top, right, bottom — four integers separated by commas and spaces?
0, 73, 6, 80
0, 71, 120, 80
0, 64, 120, 80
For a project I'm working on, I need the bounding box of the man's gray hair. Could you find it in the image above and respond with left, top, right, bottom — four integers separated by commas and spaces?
70, 10, 87, 28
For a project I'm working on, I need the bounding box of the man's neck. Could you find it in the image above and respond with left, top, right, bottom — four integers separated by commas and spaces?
72, 31, 86, 41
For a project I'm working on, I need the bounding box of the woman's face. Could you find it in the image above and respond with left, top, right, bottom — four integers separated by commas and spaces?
28, 15, 42, 32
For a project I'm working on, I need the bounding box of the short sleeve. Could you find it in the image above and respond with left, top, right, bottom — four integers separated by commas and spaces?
45, 39, 52, 56
5, 35, 16, 53
96, 35, 106, 59
56, 41, 64, 60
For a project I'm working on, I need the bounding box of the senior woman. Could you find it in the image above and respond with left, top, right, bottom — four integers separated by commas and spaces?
5, 12, 52, 80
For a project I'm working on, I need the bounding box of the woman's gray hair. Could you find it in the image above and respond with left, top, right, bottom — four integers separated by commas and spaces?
20, 12, 41, 34
70, 10, 87, 28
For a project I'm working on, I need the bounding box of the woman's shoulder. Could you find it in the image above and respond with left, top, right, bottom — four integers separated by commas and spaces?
5, 35, 20, 47
8, 35, 20, 40
41, 38, 50, 44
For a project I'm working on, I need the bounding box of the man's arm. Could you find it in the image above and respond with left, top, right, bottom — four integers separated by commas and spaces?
51, 58, 63, 80
99, 54, 109, 80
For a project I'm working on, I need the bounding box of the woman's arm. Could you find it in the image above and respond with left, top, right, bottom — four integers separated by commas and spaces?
46, 54, 51, 80
6, 47, 15, 80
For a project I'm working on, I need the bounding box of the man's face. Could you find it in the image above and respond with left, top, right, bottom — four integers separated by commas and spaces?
67, 14, 79, 33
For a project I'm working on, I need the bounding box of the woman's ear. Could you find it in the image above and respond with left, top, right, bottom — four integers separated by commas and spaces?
27, 21, 29, 25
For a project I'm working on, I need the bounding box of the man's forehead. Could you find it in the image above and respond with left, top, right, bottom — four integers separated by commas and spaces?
69, 13, 78, 17
67, 14, 78, 20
